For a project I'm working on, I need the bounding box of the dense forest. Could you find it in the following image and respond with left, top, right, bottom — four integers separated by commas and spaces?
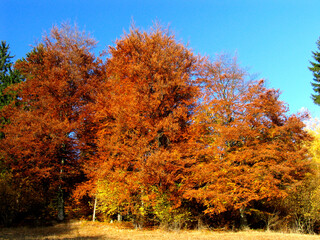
1, 23, 320, 233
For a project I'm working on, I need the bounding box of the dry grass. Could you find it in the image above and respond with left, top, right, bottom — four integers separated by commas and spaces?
0, 221, 319, 240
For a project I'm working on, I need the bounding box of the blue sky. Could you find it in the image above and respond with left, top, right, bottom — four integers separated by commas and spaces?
2, 0, 320, 119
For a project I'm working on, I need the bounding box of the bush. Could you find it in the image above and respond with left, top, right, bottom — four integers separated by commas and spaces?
284, 171, 320, 233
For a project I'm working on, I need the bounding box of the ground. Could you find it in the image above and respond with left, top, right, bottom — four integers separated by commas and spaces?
0, 221, 319, 240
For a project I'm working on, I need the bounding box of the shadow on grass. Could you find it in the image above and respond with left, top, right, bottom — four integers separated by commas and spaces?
0, 235, 106, 240
0, 221, 119, 240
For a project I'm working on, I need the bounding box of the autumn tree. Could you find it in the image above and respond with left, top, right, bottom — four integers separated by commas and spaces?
77, 24, 200, 227
283, 124, 320, 233
0, 24, 103, 222
185, 56, 312, 229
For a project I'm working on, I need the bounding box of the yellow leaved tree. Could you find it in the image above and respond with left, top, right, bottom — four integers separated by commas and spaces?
285, 121, 320, 233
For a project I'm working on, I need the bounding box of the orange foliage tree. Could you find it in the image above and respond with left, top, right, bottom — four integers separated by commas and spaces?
0, 24, 103, 221
78, 25, 201, 226
184, 56, 312, 227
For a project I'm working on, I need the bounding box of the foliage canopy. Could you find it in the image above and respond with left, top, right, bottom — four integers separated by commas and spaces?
0, 23, 314, 231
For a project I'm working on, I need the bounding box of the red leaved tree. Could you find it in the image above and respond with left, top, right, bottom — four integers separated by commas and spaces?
0, 24, 103, 221
77, 24, 201, 226
185, 56, 312, 228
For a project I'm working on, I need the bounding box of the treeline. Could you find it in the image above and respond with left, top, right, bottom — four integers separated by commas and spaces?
0, 23, 318, 232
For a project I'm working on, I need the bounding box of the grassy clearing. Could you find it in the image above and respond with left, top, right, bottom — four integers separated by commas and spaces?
0, 221, 319, 240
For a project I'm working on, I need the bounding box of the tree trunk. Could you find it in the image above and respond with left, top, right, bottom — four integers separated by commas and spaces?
239, 207, 248, 230
92, 195, 97, 222
57, 185, 64, 221
57, 159, 65, 221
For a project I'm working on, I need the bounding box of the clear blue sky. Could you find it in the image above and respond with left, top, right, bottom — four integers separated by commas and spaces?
2, 0, 320, 119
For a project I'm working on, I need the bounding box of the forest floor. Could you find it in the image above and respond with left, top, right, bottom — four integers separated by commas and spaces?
0, 220, 319, 240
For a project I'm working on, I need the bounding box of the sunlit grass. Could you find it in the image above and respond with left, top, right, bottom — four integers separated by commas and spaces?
0, 220, 319, 240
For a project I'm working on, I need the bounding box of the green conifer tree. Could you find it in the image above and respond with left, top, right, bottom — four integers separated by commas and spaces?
309, 38, 320, 106
0, 41, 22, 138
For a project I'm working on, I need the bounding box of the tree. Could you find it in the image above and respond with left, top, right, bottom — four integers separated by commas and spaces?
309, 38, 320, 105
76, 24, 200, 227
0, 41, 22, 110
284, 125, 320, 233
0, 41, 23, 226
0, 41, 22, 139
185, 56, 312, 229
0, 24, 103, 221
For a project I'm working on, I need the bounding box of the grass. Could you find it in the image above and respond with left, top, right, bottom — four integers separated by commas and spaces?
0, 220, 319, 240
